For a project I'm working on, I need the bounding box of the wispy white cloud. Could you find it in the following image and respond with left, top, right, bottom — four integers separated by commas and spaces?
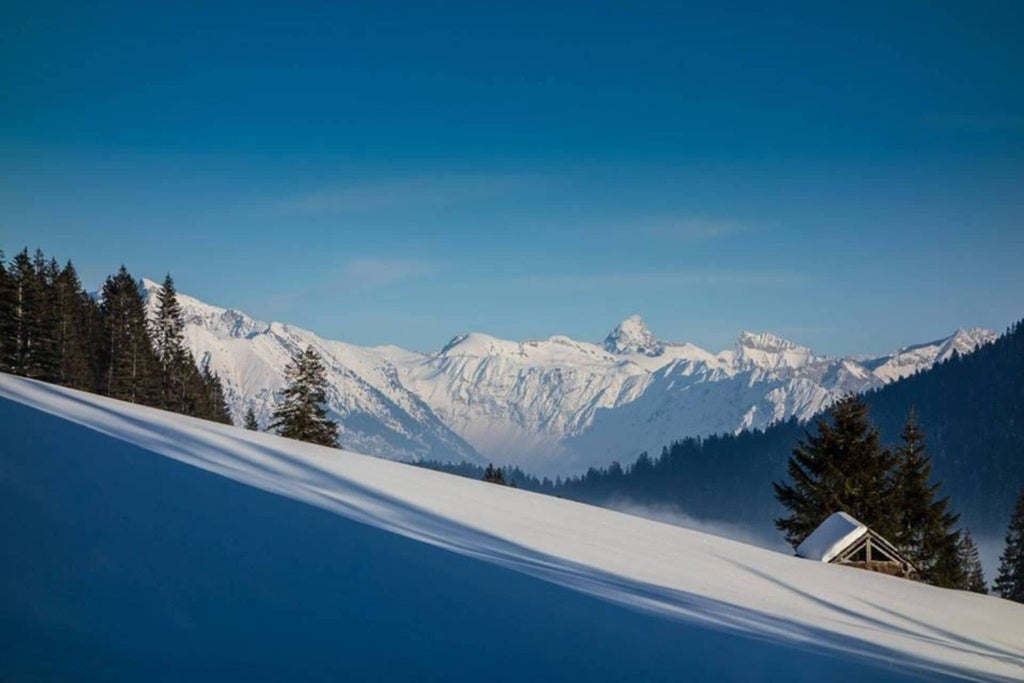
630, 216, 755, 243
261, 257, 440, 311
335, 257, 439, 290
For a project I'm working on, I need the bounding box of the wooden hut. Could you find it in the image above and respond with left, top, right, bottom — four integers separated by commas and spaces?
796, 511, 916, 578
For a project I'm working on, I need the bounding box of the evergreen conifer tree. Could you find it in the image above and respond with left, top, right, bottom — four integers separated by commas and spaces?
52, 260, 94, 390
27, 250, 60, 381
151, 274, 200, 413
994, 488, 1024, 603
774, 395, 896, 548
201, 367, 234, 425
891, 409, 962, 586
958, 531, 987, 594
269, 346, 338, 447
483, 464, 508, 485
100, 267, 159, 404
5, 250, 40, 376
244, 407, 259, 431
0, 251, 13, 373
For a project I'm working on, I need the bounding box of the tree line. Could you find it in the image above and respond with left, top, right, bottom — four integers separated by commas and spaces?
0, 245, 343, 449
0, 247, 232, 423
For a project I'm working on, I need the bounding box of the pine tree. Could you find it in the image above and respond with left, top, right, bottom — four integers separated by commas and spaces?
994, 488, 1024, 603
244, 407, 259, 431
5, 249, 40, 376
201, 367, 233, 425
27, 250, 59, 381
269, 346, 338, 447
151, 274, 198, 413
0, 251, 13, 373
891, 409, 962, 586
483, 464, 508, 485
774, 395, 896, 547
52, 260, 94, 390
958, 531, 987, 594
100, 267, 159, 404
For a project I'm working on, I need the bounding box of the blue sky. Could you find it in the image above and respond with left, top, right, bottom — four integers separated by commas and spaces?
3, 1, 1022, 355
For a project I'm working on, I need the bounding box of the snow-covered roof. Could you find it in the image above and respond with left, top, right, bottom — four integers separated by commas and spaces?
796, 512, 868, 563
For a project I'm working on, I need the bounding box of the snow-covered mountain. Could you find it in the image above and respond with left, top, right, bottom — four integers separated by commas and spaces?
4, 374, 1021, 680
141, 279, 997, 476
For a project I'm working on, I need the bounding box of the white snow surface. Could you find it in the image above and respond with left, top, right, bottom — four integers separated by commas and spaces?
140, 279, 998, 475
796, 512, 869, 563
1, 374, 1021, 680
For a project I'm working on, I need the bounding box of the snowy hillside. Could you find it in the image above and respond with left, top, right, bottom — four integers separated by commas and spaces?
2, 374, 1021, 681
140, 279, 997, 475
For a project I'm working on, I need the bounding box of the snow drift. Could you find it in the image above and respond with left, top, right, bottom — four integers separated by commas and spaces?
1, 374, 1021, 681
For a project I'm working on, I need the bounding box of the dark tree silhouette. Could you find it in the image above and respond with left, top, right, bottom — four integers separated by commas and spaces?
269, 346, 339, 447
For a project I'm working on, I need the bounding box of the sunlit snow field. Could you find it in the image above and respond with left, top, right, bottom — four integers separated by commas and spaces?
1, 374, 1022, 681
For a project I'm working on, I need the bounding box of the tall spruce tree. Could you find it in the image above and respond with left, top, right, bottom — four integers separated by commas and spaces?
151, 274, 198, 413
200, 367, 233, 425
891, 409, 962, 586
244, 407, 259, 431
958, 531, 987, 594
774, 395, 896, 548
52, 260, 94, 390
269, 346, 338, 447
0, 251, 13, 373
100, 267, 159, 404
5, 250, 42, 376
994, 488, 1024, 603
27, 250, 59, 381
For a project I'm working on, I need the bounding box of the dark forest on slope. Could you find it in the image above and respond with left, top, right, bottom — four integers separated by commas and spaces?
427, 321, 1023, 540
0, 247, 233, 425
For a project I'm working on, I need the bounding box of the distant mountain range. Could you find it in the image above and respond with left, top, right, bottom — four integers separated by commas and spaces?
548, 318, 1024, 549
142, 279, 996, 476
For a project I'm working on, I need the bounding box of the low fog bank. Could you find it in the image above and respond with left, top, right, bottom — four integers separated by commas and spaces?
604, 497, 791, 554
608, 497, 1009, 592
974, 535, 1006, 589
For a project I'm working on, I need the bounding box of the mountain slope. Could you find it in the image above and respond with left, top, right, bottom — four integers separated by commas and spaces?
1, 373, 1021, 680
552, 320, 1024, 548
142, 280, 996, 475
150, 281, 485, 466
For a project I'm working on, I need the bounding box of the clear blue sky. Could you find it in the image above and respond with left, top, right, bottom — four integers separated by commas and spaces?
3, 1, 1022, 355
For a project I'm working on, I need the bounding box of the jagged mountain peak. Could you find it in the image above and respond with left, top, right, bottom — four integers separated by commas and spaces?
603, 314, 664, 357
437, 332, 515, 357
140, 279, 999, 476
938, 328, 999, 362
732, 331, 816, 371
735, 330, 806, 352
